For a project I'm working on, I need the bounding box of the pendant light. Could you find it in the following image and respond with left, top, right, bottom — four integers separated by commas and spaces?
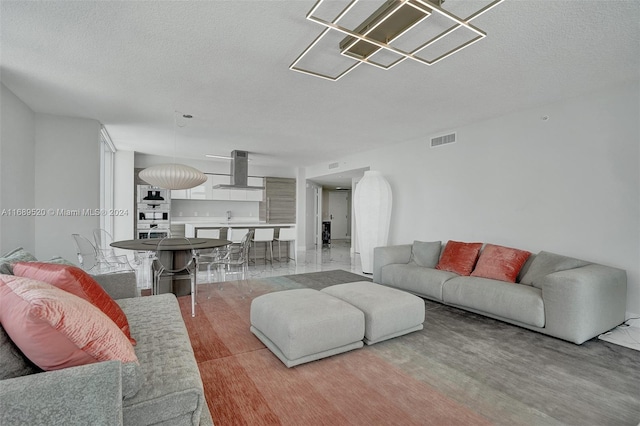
139, 112, 207, 190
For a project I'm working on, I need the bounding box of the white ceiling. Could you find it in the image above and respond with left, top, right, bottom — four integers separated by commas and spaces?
2, 0, 639, 174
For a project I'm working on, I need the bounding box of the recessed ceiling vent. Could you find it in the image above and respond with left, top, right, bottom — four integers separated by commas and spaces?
328, 162, 340, 169
431, 132, 456, 148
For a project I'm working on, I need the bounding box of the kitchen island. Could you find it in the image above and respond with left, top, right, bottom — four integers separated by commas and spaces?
175, 221, 296, 263
181, 222, 295, 238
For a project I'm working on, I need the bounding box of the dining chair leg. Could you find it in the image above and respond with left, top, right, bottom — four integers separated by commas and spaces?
191, 270, 196, 317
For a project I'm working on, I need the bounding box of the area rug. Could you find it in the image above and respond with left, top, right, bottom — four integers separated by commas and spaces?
178, 270, 640, 426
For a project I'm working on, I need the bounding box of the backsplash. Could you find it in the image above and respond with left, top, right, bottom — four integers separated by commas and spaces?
171, 199, 259, 220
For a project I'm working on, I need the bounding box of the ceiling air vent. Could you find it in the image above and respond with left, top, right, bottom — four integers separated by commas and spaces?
328, 162, 340, 169
431, 132, 456, 148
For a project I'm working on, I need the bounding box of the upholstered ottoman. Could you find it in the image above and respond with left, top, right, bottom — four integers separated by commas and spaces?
250, 289, 365, 367
322, 281, 425, 345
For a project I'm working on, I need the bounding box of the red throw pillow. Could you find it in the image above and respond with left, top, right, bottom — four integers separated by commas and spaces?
12, 262, 135, 345
436, 241, 483, 276
0, 275, 138, 371
471, 244, 531, 283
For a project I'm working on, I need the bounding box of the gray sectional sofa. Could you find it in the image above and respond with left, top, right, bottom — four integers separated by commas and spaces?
373, 242, 627, 344
0, 272, 213, 426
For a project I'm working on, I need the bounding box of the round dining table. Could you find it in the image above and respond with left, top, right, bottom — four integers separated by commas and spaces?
111, 237, 231, 297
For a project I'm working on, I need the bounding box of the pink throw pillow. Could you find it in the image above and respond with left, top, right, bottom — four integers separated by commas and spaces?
435, 241, 483, 276
12, 262, 135, 345
471, 244, 531, 283
0, 275, 138, 371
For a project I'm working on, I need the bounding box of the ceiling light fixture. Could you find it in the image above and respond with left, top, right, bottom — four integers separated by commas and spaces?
139, 112, 208, 190
205, 154, 233, 160
290, 0, 505, 81
205, 154, 253, 162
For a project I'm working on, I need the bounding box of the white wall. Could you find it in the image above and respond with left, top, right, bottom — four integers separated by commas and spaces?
35, 114, 101, 263
305, 81, 640, 318
0, 83, 36, 255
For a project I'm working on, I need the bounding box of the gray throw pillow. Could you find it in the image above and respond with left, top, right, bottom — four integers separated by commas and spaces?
0, 247, 38, 275
409, 240, 441, 268
46, 256, 76, 266
519, 251, 590, 288
0, 324, 40, 380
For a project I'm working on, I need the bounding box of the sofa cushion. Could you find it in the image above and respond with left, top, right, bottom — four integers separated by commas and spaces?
409, 240, 441, 268
0, 275, 143, 399
13, 262, 136, 345
442, 276, 545, 328
0, 247, 37, 275
519, 251, 590, 288
0, 323, 40, 380
0, 275, 139, 367
116, 294, 206, 425
436, 241, 483, 276
471, 244, 531, 283
381, 263, 457, 301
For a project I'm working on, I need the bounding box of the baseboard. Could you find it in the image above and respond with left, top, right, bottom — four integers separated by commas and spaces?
625, 312, 640, 328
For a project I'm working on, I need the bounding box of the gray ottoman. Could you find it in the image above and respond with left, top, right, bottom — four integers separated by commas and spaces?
250, 289, 365, 367
322, 281, 425, 345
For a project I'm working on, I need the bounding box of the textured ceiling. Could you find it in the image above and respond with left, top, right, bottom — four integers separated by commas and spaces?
1, 1, 639, 170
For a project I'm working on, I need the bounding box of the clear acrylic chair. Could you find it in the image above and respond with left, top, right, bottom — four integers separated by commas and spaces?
152, 237, 197, 317
92, 228, 117, 260
213, 230, 253, 282
72, 234, 132, 275
94, 228, 153, 289
195, 229, 226, 282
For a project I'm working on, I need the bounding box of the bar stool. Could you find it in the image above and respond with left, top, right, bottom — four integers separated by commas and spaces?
252, 228, 274, 264
275, 227, 297, 264
228, 228, 249, 244
197, 229, 220, 239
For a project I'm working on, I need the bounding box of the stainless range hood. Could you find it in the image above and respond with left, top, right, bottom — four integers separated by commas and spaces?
211, 150, 265, 190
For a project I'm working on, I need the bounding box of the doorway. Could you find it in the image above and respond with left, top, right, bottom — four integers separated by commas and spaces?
328, 191, 350, 240
305, 167, 368, 251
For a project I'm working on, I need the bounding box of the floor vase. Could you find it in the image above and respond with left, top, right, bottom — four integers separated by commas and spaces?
354, 171, 392, 274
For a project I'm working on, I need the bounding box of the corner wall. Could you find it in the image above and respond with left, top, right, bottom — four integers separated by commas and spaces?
305, 81, 640, 317
35, 114, 101, 262
0, 83, 36, 254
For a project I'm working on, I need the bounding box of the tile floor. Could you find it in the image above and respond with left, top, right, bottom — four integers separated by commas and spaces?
196, 239, 367, 283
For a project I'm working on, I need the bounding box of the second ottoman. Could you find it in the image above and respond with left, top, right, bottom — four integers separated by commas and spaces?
250, 289, 365, 367
322, 281, 425, 345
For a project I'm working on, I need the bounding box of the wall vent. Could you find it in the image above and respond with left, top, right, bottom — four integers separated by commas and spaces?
328, 162, 340, 169
431, 132, 456, 148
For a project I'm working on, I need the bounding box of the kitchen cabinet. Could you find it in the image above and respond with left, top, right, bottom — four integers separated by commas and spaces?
208, 175, 230, 200
171, 175, 264, 201
259, 177, 296, 224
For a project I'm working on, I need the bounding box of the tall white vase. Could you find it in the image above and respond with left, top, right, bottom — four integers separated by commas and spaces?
354, 171, 392, 274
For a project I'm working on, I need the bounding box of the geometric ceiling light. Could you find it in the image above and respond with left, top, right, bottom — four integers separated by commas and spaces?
290, 0, 505, 81
139, 112, 208, 190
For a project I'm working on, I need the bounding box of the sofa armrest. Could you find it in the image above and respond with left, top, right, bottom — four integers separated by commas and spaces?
0, 361, 123, 425
93, 271, 138, 299
373, 244, 412, 283
541, 264, 627, 344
